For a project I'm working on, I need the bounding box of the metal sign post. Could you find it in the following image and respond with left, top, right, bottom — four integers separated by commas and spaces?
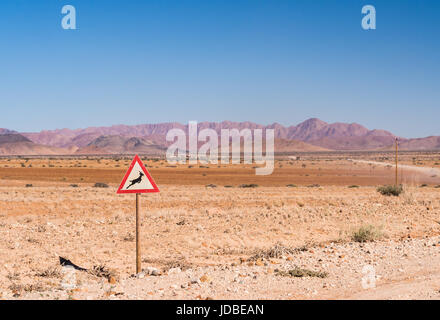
136, 193, 141, 273
395, 138, 398, 186
117, 155, 159, 274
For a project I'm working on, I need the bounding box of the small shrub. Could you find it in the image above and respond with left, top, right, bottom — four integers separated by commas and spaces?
377, 185, 402, 196
25, 184, 33, 188
70, 184, 79, 188
36, 267, 62, 278
123, 233, 135, 242
238, 184, 259, 188
249, 242, 298, 261
307, 184, 320, 188
420, 184, 428, 188
224, 185, 233, 188
205, 184, 217, 188
88, 265, 116, 281
94, 182, 109, 188
348, 185, 359, 188
286, 184, 297, 188
352, 225, 382, 243
275, 267, 327, 278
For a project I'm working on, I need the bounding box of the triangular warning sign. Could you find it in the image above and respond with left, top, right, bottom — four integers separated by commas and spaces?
117, 155, 159, 194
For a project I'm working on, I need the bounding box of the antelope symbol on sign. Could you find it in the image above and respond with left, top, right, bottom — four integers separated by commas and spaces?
126, 171, 144, 189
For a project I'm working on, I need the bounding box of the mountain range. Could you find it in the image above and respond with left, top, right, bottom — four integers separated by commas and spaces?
0, 118, 437, 155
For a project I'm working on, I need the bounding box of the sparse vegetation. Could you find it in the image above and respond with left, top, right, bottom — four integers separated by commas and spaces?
238, 184, 259, 188
286, 184, 297, 187
162, 259, 193, 272
124, 233, 135, 241
249, 242, 306, 261
88, 265, 116, 281
94, 182, 109, 188
36, 267, 62, 278
307, 184, 320, 188
352, 225, 382, 243
377, 185, 403, 196
348, 185, 359, 188
275, 267, 328, 278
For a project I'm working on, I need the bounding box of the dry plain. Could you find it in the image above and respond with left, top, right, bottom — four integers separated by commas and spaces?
1, 152, 440, 300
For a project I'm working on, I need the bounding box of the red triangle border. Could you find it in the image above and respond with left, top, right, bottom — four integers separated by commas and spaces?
116, 155, 160, 194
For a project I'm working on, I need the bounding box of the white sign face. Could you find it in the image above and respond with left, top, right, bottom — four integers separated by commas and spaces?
117, 155, 159, 194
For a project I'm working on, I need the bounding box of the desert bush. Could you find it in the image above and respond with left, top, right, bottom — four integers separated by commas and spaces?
249, 242, 302, 261
286, 184, 297, 188
420, 184, 428, 188
351, 225, 382, 243
94, 182, 109, 188
307, 184, 320, 188
377, 185, 402, 196
25, 184, 33, 188
348, 185, 359, 188
275, 267, 328, 278
238, 184, 259, 188
123, 233, 135, 242
36, 266, 62, 278
162, 259, 193, 272
89, 265, 116, 281
205, 184, 217, 188
70, 184, 79, 188
224, 185, 233, 188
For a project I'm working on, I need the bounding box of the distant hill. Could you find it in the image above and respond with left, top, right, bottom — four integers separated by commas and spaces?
76, 135, 166, 155
0, 128, 17, 135
1, 118, 436, 155
0, 134, 69, 155
20, 118, 400, 150
395, 136, 440, 151
274, 139, 330, 152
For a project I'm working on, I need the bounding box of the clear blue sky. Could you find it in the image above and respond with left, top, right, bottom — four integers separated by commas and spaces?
0, 0, 439, 138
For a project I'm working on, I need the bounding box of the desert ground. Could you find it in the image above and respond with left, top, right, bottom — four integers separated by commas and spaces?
1, 152, 440, 300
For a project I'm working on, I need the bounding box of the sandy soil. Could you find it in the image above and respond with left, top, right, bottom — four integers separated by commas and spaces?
1, 155, 440, 300
1, 156, 439, 186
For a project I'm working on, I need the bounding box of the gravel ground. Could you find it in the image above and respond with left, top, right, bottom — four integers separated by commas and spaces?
3, 235, 440, 300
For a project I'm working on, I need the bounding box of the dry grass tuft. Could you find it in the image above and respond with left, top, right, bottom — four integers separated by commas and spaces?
377, 185, 403, 196
275, 267, 328, 278
162, 259, 193, 272
352, 225, 382, 243
249, 242, 306, 261
36, 266, 62, 278
89, 265, 116, 280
